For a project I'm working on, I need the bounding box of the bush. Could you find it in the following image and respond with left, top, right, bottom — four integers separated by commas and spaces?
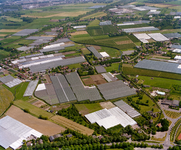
24, 108, 30, 113
39, 115, 48, 120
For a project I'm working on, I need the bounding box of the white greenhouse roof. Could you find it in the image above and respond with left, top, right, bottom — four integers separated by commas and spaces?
72, 25, 86, 29
85, 107, 137, 129
134, 33, 151, 43
23, 80, 38, 97
148, 33, 169, 42
36, 83, 46, 91
100, 52, 110, 57
43, 43, 65, 49
175, 55, 181, 60
0, 116, 42, 150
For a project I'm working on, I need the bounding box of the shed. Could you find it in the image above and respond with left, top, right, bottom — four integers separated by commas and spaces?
67, 134, 73, 138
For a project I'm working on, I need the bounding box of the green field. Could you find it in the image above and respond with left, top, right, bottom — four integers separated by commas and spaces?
8, 69, 16, 74
14, 100, 53, 119
122, 64, 181, 80
102, 25, 118, 34
170, 118, 181, 142
138, 76, 181, 89
81, 12, 107, 20
105, 63, 120, 72
3, 82, 29, 101
1, 36, 22, 45
67, 63, 82, 69
0, 50, 10, 59
0, 85, 14, 116
87, 19, 100, 27
98, 46, 121, 57
74, 103, 103, 116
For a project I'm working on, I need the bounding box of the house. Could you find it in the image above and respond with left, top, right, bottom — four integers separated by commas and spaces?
157, 123, 162, 128
122, 133, 131, 138
49, 134, 63, 142
147, 111, 157, 118
67, 134, 73, 138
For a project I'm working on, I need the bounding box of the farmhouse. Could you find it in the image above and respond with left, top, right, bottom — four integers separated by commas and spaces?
0, 116, 42, 150
161, 100, 179, 107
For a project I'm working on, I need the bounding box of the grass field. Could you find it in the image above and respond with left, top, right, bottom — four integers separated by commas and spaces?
102, 25, 118, 34
81, 12, 107, 20
122, 64, 181, 80
0, 85, 14, 116
3, 82, 29, 101
98, 46, 121, 57
0, 50, 10, 59
1, 36, 22, 45
105, 63, 120, 72
6, 105, 65, 136
87, 19, 100, 27
51, 115, 94, 135
75, 103, 103, 116
164, 110, 181, 119
137, 76, 181, 89
14, 100, 53, 119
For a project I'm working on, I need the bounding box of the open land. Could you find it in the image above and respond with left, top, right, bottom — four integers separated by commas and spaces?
6, 105, 65, 136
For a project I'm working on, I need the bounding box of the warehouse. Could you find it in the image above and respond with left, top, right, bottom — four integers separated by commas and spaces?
23, 80, 39, 97
164, 33, 181, 39
123, 26, 159, 33
87, 46, 103, 59
72, 25, 86, 29
114, 100, 141, 118
95, 65, 106, 73
0, 116, 42, 150
148, 33, 169, 42
29, 56, 86, 73
13, 29, 39, 36
35, 83, 59, 105
134, 59, 181, 74
65, 72, 102, 101
0, 75, 22, 88
50, 74, 76, 103
134, 33, 151, 43
97, 80, 136, 100
85, 107, 137, 129
99, 21, 112, 26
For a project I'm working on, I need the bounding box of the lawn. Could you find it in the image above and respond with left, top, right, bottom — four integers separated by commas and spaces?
98, 46, 121, 57
1, 36, 22, 45
0, 85, 14, 116
14, 100, 53, 119
164, 110, 181, 119
67, 63, 81, 69
122, 64, 181, 80
105, 63, 120, 72
74, 103, 103, 116
137, 76, 181, 89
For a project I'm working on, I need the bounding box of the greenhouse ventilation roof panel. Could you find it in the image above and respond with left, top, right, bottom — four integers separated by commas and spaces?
0, 116, 42, 150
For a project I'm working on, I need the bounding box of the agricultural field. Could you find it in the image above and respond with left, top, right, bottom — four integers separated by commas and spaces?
87, 19, 100, 27
0, 85, 14, 116
164, 110, 181, 119
137, 76, 181, 89
81, 12, 107, 20
51, 115, 94, 135
97, 46, 121, 57
14, 100, 53, 119
81, 74, 107, 86
75, 103, 103, 116
6, 105, 65, 136
71, 34, 136, 50
0, 36, 22, 45
122, 64, 181, 80
0, 50, 11, 60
